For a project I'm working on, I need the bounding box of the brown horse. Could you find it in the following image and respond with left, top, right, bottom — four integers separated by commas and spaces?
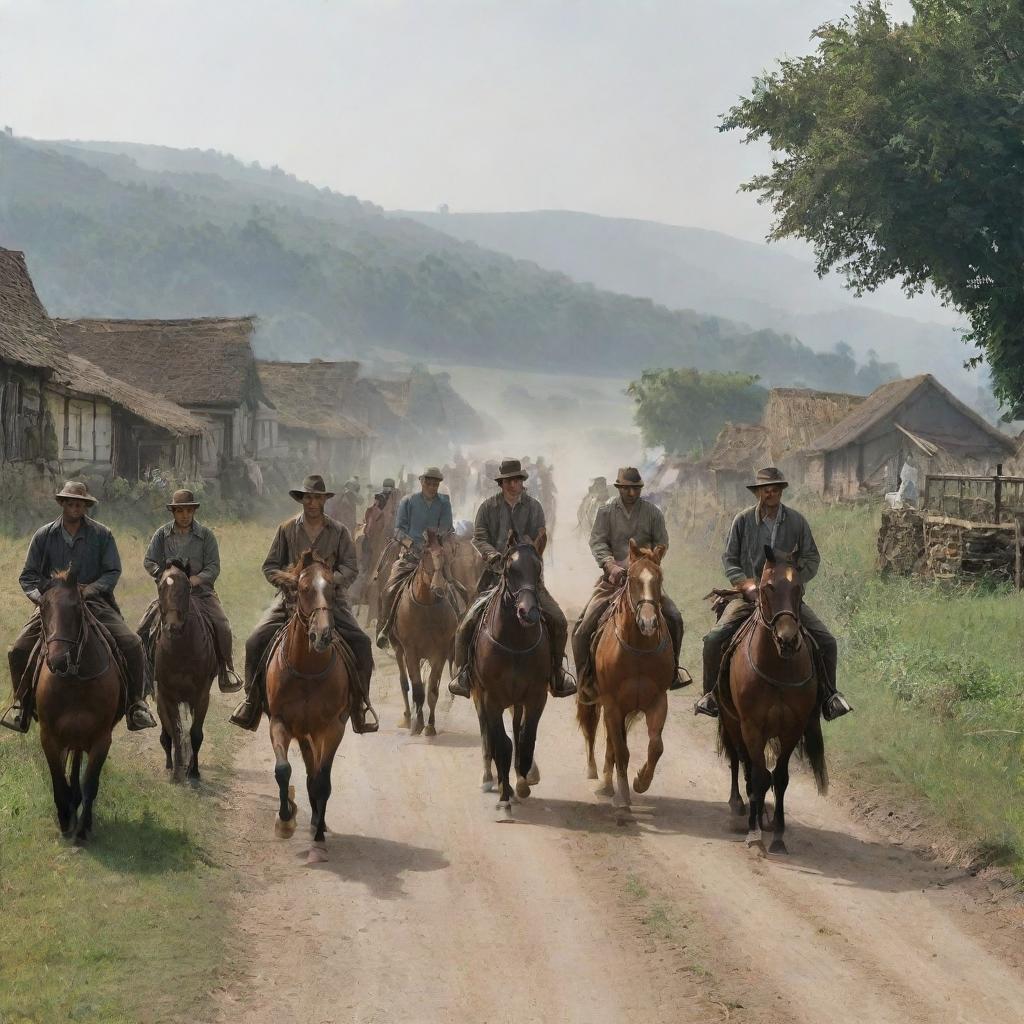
391, 530, 459, 736
265, 551, 351, 854
469, 531, 550, 817
718, 545, 828, 854
34, 569, 123, 843
577, 539, 673, 811
444, 532, 484, 607
154, 559, 218, 784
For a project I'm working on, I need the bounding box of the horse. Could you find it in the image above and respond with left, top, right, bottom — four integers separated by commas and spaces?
577, 539, 674, 811
469, 530, 550, 817
34, 568, 123, 843
153, 558, 218, 784
444, 530, 484, 607
391, 530, 459, 735
265, 551, 351, 855
717, 545, 828, 854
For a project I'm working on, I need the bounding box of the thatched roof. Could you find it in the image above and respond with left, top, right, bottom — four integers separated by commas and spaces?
0, 248, 67, 371
57, 316, 266, 408
58, 355, 206, 436
762, 387, 865, 453
366, 377, 412, 419
257, 360, 371, 439
705, 423, 769, 473
809, 374, 1015, 454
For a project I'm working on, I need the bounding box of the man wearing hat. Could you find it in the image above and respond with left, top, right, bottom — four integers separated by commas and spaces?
325, 478, 361, 537
572, 467, 689, 704
449, 458, 575, 699
376, 467, 454, 649
229, 475, 378, 733
137, 489, 240, 693
2, 481, 157, 733
695, 466, 852, 720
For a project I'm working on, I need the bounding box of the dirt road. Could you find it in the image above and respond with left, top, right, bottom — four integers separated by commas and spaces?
212, 541, 1024, 1024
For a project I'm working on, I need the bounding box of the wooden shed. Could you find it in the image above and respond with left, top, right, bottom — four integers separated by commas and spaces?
804, 374, 1016, 499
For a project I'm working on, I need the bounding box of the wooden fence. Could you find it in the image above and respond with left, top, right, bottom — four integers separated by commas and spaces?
922, 465, 1024, 524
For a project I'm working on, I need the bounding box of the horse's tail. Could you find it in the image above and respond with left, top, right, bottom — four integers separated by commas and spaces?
799, 713, 829, 795
576, 698, 600, 739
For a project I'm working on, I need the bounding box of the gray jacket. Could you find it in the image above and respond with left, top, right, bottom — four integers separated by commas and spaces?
722, 504, 820, 586
144, 521, 220, 584
589, 497, 669, 567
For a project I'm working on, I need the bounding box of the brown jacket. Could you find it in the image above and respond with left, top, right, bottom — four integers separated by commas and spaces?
262, 514, 358, 604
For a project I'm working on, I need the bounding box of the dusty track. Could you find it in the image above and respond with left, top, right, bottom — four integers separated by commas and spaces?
212, 548, 1024, 1024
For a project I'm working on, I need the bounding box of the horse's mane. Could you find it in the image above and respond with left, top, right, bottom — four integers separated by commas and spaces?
287, 550, 331, 575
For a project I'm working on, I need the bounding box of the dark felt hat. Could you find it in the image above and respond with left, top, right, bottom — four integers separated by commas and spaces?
420, 466, 444, 481
55, 480, 97, 505
288, 474, 335, 501
614, 467, 644, 488
166, 488, 200, 510
494, 458, 528, 482
747, 466, 789, 492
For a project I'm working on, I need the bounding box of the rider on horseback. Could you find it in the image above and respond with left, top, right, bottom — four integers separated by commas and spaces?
572, 466, 689, 704
229, 474, 378, 734
137, 488, 241, 694
693, 466, 852, 721
2, 481, 158, 733
449, 458, 576, 699
376, 466, 454, 649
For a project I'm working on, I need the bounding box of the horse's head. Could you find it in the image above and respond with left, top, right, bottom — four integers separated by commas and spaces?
502, 529, 546, 627
758, 545, 803, 657
421, 529, 447, 600
626, 538, 666, 637
270, 550, 333, 652
39, 567, 85, 676
158, 558, 191, 636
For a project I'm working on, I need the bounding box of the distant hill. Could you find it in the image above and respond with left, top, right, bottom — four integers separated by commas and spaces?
402, 209, 980, 397
0, 135, 895, 394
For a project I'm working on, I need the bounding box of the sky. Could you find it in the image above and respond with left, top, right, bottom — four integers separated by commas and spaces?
2, 0, 946, 320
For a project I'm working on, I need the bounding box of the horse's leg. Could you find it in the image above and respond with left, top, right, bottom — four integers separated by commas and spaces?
633, 691, 667, 794
578, 699, 600, 781
719, 719, 747, 817
474, 690, 495, 792
740, 719, 769, 850
270, 717, 297, 837
486, 700, 514, 813
311, 725, 345, 846
768, 743, 795, 855
596, 710, 615, 797
69, 750, 84, 820
514, 702, 543, 800
604, 706, 631, 810
187, 685, 210, 783
157, 687, 173, 771
394, 639, 412, 729
42, 733, 74, 837
408, 648, 426, 736
424, 653, 442, 737
298, 736, 318, 833
75, 735, 111, 844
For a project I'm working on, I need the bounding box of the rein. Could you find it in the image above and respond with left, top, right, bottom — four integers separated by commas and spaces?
743, 602, 814, 690
480, 556, 545, 655
612, 565, 667, 656
279, 603, 336, 680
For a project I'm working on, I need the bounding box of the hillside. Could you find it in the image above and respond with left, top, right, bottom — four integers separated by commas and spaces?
403, 209, 979, 395
0, 135, 895, 393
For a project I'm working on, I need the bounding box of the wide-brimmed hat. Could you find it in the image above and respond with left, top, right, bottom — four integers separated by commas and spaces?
494, 458, 528, 482
288, 474, 335, 501
382, 477, 396, 489
614, 467, 644, 488
166, 488, 200, 510
747, 466, 789, 492
55, 480, 97, 505
420, 466, 444, 481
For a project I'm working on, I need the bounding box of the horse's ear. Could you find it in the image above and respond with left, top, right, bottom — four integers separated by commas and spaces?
184, 559, 192, 577
269, 570, 297, 592
505, 528, 518, 552
301, 549, 315, 569
66, 565, 78, 587
789, 545, 799, 562
651, 544, 667, 564
764, 545, 776, 565
534, 530, 547, 558
628, 537, 640, 561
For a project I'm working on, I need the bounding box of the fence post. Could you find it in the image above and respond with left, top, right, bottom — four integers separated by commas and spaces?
995, 463, 1004, 524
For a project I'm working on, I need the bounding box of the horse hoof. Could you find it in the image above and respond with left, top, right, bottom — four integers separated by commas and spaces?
769, 838, 789, 855
632, 773, 652, 794
411, 719, 425, 737
595, 782, 614, 798
424, 724, 436, 737
515, 778, 531, 799
526, 762, 541, 785
306, 843, 329, 865
275, 817, 297, 839
494, 801, 514, 821
397, 715, 411, 729
745, 833, 767, 856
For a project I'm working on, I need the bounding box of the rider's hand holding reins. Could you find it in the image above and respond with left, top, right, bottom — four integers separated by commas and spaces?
740, 580, 758, 603
605, 561, 627, 587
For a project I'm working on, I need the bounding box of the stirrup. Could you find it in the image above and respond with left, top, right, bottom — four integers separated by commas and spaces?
448, 668, 472, 698
550, 667, 577, 698
218, 666, 243, 694
0, 703, 31, 734
822, 692, 853, 721
126, 701, 158, 731
669, 666, 693, 691
693, 692, 719, 718
229, 697, 262, 732
351, 704, 379, 734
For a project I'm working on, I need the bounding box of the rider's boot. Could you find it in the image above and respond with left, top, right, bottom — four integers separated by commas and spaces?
549, 662, 577, 699
126, 669, 158, 731
671, 666, 693, 691
0, 694, 33, 733
820, 678, 853, 721
448, 664, 472, 699
229, 678, 265, 732
218, 660, 244, 694
693, 665, 720, 717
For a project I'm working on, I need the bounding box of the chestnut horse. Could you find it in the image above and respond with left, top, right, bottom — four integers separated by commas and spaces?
153, 559, 218, 783
35, 569, 123, 843
470, 531, 549, 817
577, 539, 673, 811
391, 530, 459, 735
718, 546, 828, 854
444, 532, 484, 608
265, 551, 351, 853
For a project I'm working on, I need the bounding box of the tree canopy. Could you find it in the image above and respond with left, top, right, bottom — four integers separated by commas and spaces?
720, 0, 1024, 412
627, 368, 767, 455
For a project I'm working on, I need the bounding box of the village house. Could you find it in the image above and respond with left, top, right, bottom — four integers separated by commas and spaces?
256, 359, 374, 481
57, 316, 272, 482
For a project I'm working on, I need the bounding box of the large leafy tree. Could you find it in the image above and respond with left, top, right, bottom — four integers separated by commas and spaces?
720, 0, 1024, 411
627, 368, 767, 455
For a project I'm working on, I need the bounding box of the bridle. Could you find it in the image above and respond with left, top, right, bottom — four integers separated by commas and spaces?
41, 588, 89, 677
281, 571, 336, 678
482, 544, 545, 654
159, 568, 191, 632
614, 560, 668, 655
746, 572, 813, 689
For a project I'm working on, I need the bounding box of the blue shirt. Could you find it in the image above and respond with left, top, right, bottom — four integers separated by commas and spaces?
395, 492, 453, 550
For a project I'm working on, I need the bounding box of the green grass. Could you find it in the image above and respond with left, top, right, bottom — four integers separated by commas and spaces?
667, 501, 1024, 875
0, 518, 279, 1024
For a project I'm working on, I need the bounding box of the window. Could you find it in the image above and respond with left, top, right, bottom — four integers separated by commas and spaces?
63, 397, 83, 452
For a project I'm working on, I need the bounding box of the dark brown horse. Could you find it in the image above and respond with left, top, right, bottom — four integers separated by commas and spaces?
154, 559, 218, 783
470, 531, 549, 817
35, 569, 123, 843
577, 539, 673, 811
718, 546, 828, 854
265, 551, 351, 857
391, 530, 459, 736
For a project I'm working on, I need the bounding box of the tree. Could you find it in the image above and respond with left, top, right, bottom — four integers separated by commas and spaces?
720, 0, 1024, 412
627, 369, 767, 454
